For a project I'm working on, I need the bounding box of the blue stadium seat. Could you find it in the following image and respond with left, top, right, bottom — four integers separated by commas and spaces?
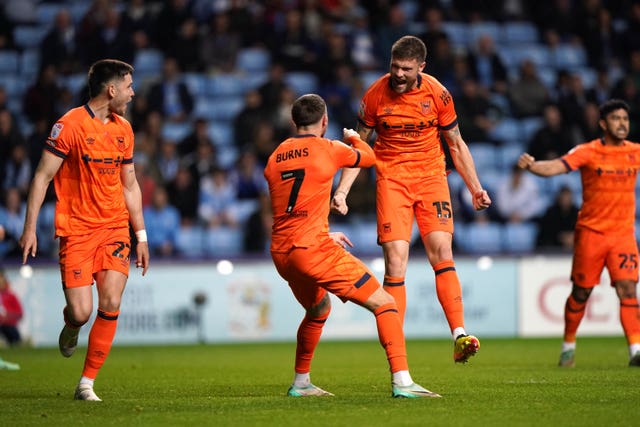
441, 22, 471, 49
208, 73, 248, 97
549, 44, 587, 70
162, 122, 192, 142
194, 95, 244, 121
236, 47, 271, 73
488, 118, 523, 145
203, 227, 244, 257
13, 25, 49, 49
536, 66, 558, 90
36, 3, 65, 26
216, 144, 239, 169
175, 226, 205, 258
468, 143, 499, 172
503, 222, 538, 253
58, 73, 86, 96
208, 121, 235, 147
501, 44, 550, 70
359, 71, 381, 90
133, 49, 164, 79
571, 67, 597, 90
468, 21, 501, 47
0, 50, 19, 74
454, 222, 503, 254
284, 72, 318, 96
501, 22, 539, 45
182, 73, 208, 95
0, 74, 26, 97
20, 49, 40, 81
497, 143, 526, 170
519, 117, 545, 142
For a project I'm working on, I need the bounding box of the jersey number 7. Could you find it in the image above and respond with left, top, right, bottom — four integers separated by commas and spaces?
281, 169, 305, 213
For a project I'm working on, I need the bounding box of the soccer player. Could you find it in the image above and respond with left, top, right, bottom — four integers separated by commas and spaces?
265, 94, 439, 398
19, 59, 150, 400
518, 99, 640, 367
331, 35, 491, 363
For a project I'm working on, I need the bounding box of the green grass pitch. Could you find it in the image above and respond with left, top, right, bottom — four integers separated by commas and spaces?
0, 337, 638, 426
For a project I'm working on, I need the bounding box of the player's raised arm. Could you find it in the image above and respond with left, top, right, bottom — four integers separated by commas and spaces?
517, 153, 568, 177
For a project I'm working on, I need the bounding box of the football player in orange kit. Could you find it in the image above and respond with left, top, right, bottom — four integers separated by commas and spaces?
331, 35, 491, 363
518, 99, 640, 367
265, 94, 439, 398
20, 59, 149, 400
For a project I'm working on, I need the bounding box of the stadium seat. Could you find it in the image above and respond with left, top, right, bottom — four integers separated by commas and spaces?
488, 118, 523, 145
497, 143, 526, 170
501, 22, 539, 45
0, 74, 26, 97
36, 3, 65, 26
182, 73, 208, 95
162, 122, 192, 142
208, 121, 235, 147
175, 226, 205, 258
208, 73, 248, 97
194, 95, 244, 121
468, 143, 499, 172
133, 49, 164, 80
0, 50, 19, 74
203, 227, 244, 257
284, 72, 318, 96
359, 71, 382, 90
244, 71, 269, 90
519, 117, 545, 142
503, 222, 538, 253
216, 145, 239, 169
59, 73, 87, 96
536, 66, 558, 90
236, 47, 271, 73
20, 48, 40, 81
572, 67, 597, 90
13, 25, 49, 49
468, 21, 501, 47
454, 222, 503, 254
549, 44, 587, 70
441, 22, 471, 49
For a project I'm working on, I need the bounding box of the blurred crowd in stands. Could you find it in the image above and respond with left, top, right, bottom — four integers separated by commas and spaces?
1, 0, 640, 260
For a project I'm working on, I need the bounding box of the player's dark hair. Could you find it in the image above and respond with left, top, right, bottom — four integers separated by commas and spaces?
391, 35, 427, 63
599, 99, 629, 120
87, 59, 134, 98
291, 94, 326, 127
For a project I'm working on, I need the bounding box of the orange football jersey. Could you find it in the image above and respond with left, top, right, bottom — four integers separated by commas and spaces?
358, 73, 457, 178
264, 134, 374, 253
562, 138, 640, 234
45, 105, 134, 237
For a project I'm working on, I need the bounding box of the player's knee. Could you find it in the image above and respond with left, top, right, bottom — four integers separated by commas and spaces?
570, 284, 592, 303
614, 280, 637, 299
307, 294, 331, 318
66, 306, 92, 326
362, 287, 395, 311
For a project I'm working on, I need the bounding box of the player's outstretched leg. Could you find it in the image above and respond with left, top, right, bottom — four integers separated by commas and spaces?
58, 324, 80, 358
454, 334, 480, 364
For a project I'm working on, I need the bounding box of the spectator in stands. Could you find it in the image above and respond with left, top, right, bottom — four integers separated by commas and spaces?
320, 62, 359, 132
228, 149, 268, 224
200, 11, 241, 74
152, 0, 194, 54
134, 159, 157, 209
267, 8, 317, 72
251, 121, 278, 167
315, 30, 355, 85
234, 90, 269, 150
466, 33, 509, 96
586, 66, 614, 105
91, 7, 136, 66
184, 140, 219, 186
508, 59, 551, 118
349, 7, 379, 71
531, 0, 578, 42
178, 117, 212, 158
577, 101, 602, 142
536, 185, 578, 251
557, 73, 591, 126
424, 33, 457, 91
0, 109, 24, 183
375, 3, 410, 68
417, 6, 447, 54
272, 86, 298, 140
0, 187, 25, 258
120, 0, 154, 51
166, 17, 202, 73
454, 78, 500, 144
243, 192, 272, 254
3, 145, 31, 196
495, 163, 546, 223
0, 268, 23, 346
40, 8, 79, 75
526, 103, 579, 161
258, 63, 288, 110
167, 164, 199, 226
25, 117, 48, 169
143, 186, 181, 257
198, 166, 239, 229
155, 140, 180, 185
22, 64, 62, 126
0, 6, 15, 49
147, 57, 194, 123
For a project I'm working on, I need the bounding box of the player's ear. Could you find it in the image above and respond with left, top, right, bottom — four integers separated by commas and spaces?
419, 61, 426, 72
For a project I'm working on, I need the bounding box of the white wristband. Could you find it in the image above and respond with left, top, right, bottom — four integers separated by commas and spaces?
135, 229, 147, 242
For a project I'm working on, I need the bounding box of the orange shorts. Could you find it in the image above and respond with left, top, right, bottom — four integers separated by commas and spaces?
571, 226, 639, 288
59, 227, 131, 289
271, 237, 380, 309
376, 173, 453, 243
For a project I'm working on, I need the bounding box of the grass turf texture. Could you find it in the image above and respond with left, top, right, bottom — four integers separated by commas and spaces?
1, 337, 638, 426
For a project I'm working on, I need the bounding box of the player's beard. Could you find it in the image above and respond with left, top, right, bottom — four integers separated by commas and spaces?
390, 76, 415, 94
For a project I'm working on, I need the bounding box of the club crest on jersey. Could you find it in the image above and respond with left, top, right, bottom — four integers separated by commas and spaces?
421, 100, 431, 114
50, 122, 63, 140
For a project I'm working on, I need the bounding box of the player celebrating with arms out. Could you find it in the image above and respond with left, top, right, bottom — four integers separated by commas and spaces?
332, 35, 491, 363
265, 94, 440, 398
518, 99, 640, 367
20, 59, 149, 400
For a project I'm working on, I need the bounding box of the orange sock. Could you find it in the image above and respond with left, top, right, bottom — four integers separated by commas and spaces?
294, 310, 330, 374
82, 309, 119, 380
374, 302, 408, 373
620, 298, 640, 346
563, 295, 586, 343
383, 275, 406, 325
433, 260, 464, 332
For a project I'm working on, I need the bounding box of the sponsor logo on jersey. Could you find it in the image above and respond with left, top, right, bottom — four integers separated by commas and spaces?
50, 122, 63, 140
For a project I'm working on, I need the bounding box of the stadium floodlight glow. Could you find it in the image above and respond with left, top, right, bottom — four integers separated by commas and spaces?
19, 265, 33, 279
370, 257, 385, 273
216, 259, 234, 275
476, 256, 493, 271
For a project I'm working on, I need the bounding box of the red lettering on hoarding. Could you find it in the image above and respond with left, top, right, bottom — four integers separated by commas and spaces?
538, 278, 611, 323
